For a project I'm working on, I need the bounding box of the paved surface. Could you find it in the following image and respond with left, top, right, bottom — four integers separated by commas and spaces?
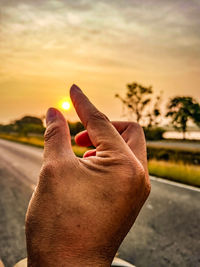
0, 139, 200, 267
0, 140, 42, 267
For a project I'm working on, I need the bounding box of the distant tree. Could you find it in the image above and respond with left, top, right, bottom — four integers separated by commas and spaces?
14, 116, 43, 126
115, 82, 161, 127
14, 116, 45, 136
0, 123, 15, 133
0, 116, 45, 136
193, 103, 200, 127
166, 96, 200, 139
146, 93, 162, 128
68, 121, 84, 136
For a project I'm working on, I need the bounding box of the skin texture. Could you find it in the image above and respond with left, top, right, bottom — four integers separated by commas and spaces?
25, 84, 151, 267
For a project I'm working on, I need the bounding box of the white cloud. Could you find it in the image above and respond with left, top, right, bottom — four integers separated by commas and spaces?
67, 13, 82, 25
0, 0, 200, 77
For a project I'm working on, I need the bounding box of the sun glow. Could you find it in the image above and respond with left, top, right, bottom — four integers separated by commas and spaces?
59, 98, 72, 111
62, 101, 71, 110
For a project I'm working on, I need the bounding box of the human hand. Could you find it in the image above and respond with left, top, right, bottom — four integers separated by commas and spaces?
25, 84, 151, 267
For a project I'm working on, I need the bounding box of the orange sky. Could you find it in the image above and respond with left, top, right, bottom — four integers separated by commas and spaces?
1, 0, 200, 123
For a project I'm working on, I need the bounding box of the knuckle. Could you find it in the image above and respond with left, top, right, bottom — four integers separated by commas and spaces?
145, 179, 151, 196
125, 157, 146, 182
133, 162, 146, 183
137, 163, 146, 181
135, 164, 151, 198
129, 122, 143, 132
40, 162, 57, 179
38, 163, 58, 191
44, 122, 63, 142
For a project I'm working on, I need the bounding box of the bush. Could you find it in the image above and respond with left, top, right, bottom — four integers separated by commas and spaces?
68, 121, 84, 136
144, 127, 165, 140
147, 146, 200, 165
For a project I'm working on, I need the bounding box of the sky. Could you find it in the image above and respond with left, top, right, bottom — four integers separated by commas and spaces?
0, 0, 200, 123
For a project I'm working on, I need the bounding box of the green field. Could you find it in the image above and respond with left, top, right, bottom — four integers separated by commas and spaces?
148, 160, 200, 187
0, 133, 44, 147
0, 133, 88, 157
0, 133, 199, 187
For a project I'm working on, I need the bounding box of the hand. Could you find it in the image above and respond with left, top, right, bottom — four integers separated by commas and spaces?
25, 84, 151, 267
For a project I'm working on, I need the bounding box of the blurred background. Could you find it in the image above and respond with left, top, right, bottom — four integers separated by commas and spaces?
0, 0, 200, 266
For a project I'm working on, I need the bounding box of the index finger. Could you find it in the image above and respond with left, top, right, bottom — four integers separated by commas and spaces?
70, 84, 125, 150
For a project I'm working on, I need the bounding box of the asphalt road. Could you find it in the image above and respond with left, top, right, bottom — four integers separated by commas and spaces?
0, 139, 200, 267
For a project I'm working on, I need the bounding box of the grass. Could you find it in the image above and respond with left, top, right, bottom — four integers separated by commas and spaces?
1, 133, 200, 187
0, 133, 44, 147
0, 133, 88, 157
148, 160, 200, 187
72, 145, 88, 157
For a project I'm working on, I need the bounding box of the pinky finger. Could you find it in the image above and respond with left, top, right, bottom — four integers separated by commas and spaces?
75, 130, 93, 147
83, 149, 96, 158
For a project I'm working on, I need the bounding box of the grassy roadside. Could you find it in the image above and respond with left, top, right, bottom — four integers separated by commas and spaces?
148, 160, 200, 187
0, 133, 87, 157
0, 133, 44, 147
0, 133, 199, 187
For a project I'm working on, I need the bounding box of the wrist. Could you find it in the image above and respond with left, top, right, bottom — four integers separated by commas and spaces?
27, 248, 112, 267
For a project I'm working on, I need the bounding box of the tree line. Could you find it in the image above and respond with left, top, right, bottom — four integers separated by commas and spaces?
0, 116, 84, 137
0, 81, 199, 140
116, 82, 200, 139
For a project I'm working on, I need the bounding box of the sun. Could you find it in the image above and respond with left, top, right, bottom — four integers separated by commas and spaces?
59, 98, 72, 111
61, 101, 71, 111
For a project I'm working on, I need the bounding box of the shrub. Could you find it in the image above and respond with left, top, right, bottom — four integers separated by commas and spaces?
147, 146, 200, 165
144, 127, 165, 140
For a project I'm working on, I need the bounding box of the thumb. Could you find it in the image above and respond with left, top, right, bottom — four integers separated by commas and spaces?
43, 107, 74, 161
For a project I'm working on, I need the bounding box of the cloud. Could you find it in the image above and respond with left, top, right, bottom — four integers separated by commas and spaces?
0, 0, 200, 123
0, 0, 200, 77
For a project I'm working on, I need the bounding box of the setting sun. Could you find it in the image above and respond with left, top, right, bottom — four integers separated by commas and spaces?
61, 101, 71, 111
58, 97, 72, 111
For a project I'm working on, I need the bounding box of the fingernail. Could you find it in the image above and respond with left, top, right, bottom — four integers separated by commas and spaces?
71, 84, 81, 92
46, 108, 57, 124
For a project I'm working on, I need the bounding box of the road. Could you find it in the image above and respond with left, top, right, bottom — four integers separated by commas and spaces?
0, 139, 200, 267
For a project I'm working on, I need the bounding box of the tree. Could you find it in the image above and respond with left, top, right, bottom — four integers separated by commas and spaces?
14, 116, 45, 136
14, 116, 43, 126
146, 93, 162, 128
0, 123, 15, 133
193, 103, 200, 127
115, 82, 161, 126
166, 96, 200, 139
68, 121, 84, 136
